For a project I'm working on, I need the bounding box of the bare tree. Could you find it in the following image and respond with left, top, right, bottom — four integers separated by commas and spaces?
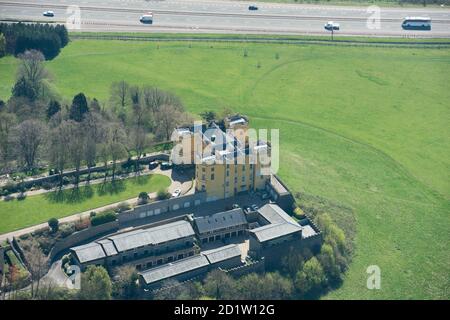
110, 80, 130, 111
14, 119, 47, 171
23, 241, 48, 298
17, 50, 49, 97
66, 120, 86, 188
154, 104, 192, 141
82, 112, 104, 182
49, 121, 72, 190
0, 112, 17, 172
141, 86, 184, 115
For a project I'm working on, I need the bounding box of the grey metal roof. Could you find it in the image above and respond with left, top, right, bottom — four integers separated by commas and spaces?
201, 244, 242, 265
250, 223, 302, 243
97, 239, 118, 256
139, 255, 209, 284
257, 203, 297, 226
194, 208, 247, 234
71, 242, 106, 263
108, 220, 195, 252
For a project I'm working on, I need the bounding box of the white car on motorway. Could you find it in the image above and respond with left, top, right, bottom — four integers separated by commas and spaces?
43, 11, 55, 17
324, 21, 340, 31
171, 189, 181, 198
140, 12, 153, 24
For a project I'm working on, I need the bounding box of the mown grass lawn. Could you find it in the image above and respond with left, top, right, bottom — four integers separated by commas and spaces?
0, 174, 170, 234
0, 39, 448, 299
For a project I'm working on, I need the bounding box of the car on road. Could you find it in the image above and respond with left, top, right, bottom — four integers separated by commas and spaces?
43, 11, 55, 17
243, 205, 251, 213
261, 192, 270, 200
324, 21, 340, 31
171, 189, 181, 198
160, 162, 172, 170
251, 204, 259, 211
148, 161, 159, 170
248, 5, 258, 11
140, 12, 153, 24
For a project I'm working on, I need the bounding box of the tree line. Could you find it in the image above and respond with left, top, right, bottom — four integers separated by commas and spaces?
0, 49, 192, 191
0, 23, 68, 60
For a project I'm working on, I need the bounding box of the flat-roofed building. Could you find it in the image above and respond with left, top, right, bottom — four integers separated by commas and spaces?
193, 208, 248, 244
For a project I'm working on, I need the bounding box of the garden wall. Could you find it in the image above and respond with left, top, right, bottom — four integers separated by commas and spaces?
49, 220, 120, 260
118, 192, 207, 224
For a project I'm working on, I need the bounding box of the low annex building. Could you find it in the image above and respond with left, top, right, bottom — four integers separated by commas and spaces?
248, 204, 321, 268
193, 208, 248, 244
71, 219, 197, 271
139, 244, 243, 289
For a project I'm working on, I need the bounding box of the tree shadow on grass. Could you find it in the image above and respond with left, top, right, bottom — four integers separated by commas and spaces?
45, 185, 95, 204
133, 175, 150, 186
96, 180, 126, 196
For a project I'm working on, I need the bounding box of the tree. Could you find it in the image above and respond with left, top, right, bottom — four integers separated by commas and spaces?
154, 104, 188, 141
317, 243, 341, 285
203, 270, 236, 300
65, 120, 86, 188
48, 218, 59, 232
237, 272, 293, 300
138, 192, 149, 204
0, 33, 5, 58
295, 257, 326, 298
110, 80, 130, 111
112, 265, 139, 299
16, 50, 48, 100
82, 112, 104, 181
46, 100, 61, 119
69, 93, 89, 122
78, 266, 112, 300
0, 112, 17, 171
23, 240, 48, 298
200, 110, 217, 122
13, 119, 47, 171
12, 76, 37, 100
281, 247, 305, 277
48, 121, 72, 189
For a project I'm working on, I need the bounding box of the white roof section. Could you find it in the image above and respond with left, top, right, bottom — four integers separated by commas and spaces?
257, 203, 298, 226
250, 223, 301, 243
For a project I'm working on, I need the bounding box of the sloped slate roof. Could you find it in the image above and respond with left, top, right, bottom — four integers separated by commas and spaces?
97, 239, 118, 256
201, 244, 242, 265
139, 255, 209, 284
194, 208, 247, 234
71, 242, 106, 263
257, 203, 297, 226
250, 223, 301, 243
108, 220, 195, 252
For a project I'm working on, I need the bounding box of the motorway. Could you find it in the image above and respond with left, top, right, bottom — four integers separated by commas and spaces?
0, 0, 449, 37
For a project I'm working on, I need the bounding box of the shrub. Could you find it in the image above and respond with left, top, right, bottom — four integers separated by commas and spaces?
293, 207, 305, 219
115, 202, 131, 213
16, 192, 27, 201
74, 218, 90, 232
59, 223, 75, 238
89, 211, 96, 218
90, 211, 117, 227
156, 189, 170, 201
41, 181, 55, 190
3, 194, 15, 201
138, 192, 149, 205
48, 218, 59, 233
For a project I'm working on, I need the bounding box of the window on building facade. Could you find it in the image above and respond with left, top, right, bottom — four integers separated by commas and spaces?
211, 174, 214, 180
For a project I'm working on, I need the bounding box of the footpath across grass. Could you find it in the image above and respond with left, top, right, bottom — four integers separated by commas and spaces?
0, 174, 171, 234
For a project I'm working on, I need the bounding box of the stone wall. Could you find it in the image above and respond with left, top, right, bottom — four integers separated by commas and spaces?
50, 220, 120, 260
0, 245, 4, 274
118, 192, 207, 224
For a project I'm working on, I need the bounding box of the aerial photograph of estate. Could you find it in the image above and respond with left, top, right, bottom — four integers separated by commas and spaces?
0, 0, 448, 309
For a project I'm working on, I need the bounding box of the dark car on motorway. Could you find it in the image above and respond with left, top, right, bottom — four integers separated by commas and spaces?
43, 11, 55, 17
248, 5, 258, 11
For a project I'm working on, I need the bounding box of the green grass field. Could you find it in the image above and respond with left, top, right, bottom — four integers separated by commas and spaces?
0, 174, 171, 234
0, 38, 448, 299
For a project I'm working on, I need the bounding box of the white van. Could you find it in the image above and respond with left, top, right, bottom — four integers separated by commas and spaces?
140, 12, 153, 24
